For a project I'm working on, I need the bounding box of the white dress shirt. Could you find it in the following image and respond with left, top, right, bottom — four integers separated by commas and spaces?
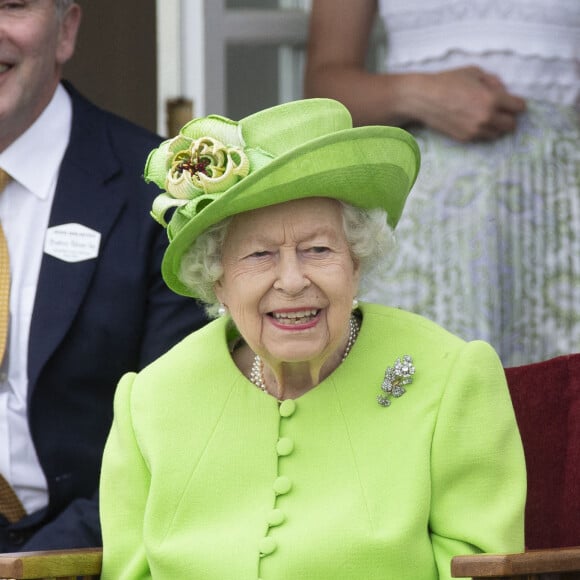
0, 84, 72, 513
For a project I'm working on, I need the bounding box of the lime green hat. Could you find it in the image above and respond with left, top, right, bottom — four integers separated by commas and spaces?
145, 98, 420, 297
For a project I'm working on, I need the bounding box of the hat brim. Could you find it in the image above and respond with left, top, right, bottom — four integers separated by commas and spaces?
162, 125, 420, 297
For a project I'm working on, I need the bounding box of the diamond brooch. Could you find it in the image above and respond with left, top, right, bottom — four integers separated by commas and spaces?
377, 355, 415, 407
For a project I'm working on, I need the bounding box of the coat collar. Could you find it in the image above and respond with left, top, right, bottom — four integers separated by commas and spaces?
27, 82, 126, 390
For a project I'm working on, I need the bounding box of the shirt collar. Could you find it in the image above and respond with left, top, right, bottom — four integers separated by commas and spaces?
0, 84, 73, 201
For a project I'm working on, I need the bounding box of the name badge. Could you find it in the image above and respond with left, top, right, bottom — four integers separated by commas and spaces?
44, 223, 101, 263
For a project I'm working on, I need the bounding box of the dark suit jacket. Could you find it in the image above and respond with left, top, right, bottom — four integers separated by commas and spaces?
0, 83, 207, 551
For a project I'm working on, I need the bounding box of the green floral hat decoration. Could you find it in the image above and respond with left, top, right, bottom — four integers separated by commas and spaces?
145, 98, 421, 297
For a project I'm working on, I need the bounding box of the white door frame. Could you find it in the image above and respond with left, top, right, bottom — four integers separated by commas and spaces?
156, 0, 310, 134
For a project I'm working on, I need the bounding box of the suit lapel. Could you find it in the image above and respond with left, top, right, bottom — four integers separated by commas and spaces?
27, 85, 125, 391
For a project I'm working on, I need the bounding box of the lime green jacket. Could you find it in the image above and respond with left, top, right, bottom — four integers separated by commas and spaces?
100, 302, 526, 579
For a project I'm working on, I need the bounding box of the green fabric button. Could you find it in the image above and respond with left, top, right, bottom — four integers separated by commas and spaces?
276, 437, 294, 456
259, 537, 277, 556
267, 509, 286, 527
273, 476, 292, 495
279, 399, 296, 417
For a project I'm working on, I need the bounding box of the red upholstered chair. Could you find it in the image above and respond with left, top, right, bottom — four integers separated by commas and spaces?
0, 355, 579, 579
508, 353, 580, 550
452, 353, 580, 579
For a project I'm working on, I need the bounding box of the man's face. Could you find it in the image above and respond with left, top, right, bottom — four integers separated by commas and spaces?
0, 0, 80, 151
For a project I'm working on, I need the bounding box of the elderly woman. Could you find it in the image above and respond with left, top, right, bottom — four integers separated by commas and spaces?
99, 99, 526, 579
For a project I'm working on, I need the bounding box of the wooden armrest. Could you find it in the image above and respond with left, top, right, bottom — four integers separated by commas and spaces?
0, 547, 102, 579
451, 546, 580, 579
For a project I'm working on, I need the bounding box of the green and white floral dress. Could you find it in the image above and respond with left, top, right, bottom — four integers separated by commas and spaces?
365, 0, 580, 366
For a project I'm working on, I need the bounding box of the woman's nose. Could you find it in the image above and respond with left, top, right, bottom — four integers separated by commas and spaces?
273, 252, 310, 294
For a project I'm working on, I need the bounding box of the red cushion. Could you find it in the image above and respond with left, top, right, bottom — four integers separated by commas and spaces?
505, 353, 580, 549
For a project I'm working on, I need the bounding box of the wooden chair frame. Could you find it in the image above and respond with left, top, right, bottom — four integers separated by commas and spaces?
452, 546, 580, 579
0, 545, 579, 579
0, 547, 101, 579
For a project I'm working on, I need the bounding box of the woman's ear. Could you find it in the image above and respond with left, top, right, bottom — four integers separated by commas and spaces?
214, 279, 225, 304
352, 257, 362, 289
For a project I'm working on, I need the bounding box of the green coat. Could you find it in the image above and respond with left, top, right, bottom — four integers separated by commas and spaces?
100, 302, 526, 579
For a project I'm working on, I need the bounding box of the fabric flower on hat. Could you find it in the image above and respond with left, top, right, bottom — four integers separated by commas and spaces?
146, 115, 252, 227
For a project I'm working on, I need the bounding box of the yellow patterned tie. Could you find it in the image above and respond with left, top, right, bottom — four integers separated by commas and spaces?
0, 168, 10, 362
0, 168, 26, 523
0, 474, 26, 523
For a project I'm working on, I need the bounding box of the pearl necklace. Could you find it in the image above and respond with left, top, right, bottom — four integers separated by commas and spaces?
249, 314, 361, 393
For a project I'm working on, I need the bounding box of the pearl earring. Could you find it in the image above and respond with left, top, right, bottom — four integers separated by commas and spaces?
217, 304, 227, 317
352, 298, 359, 310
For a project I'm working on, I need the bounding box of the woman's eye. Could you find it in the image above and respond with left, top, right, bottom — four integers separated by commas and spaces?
308, 246, 330, 254
248, 250, 271, 258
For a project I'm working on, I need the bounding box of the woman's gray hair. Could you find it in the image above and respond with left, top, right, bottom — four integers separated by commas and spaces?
178, 201, 396, 317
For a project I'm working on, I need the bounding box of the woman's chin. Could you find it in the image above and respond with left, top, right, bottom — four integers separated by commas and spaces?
264, 346, 324, 366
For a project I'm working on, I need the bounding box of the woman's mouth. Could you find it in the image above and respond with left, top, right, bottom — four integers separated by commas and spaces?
269, 309, 320, 326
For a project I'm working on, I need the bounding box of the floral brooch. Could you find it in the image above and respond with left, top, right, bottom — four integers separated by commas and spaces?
377, 355, 415, 407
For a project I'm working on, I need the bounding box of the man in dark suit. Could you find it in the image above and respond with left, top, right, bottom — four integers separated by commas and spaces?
0, 0, 207, 551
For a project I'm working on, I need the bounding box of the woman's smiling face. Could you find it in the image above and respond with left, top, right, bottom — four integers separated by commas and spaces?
215, 197, 360, 368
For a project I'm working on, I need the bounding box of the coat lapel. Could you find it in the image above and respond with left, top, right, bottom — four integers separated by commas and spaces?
27, 85, 125, 391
